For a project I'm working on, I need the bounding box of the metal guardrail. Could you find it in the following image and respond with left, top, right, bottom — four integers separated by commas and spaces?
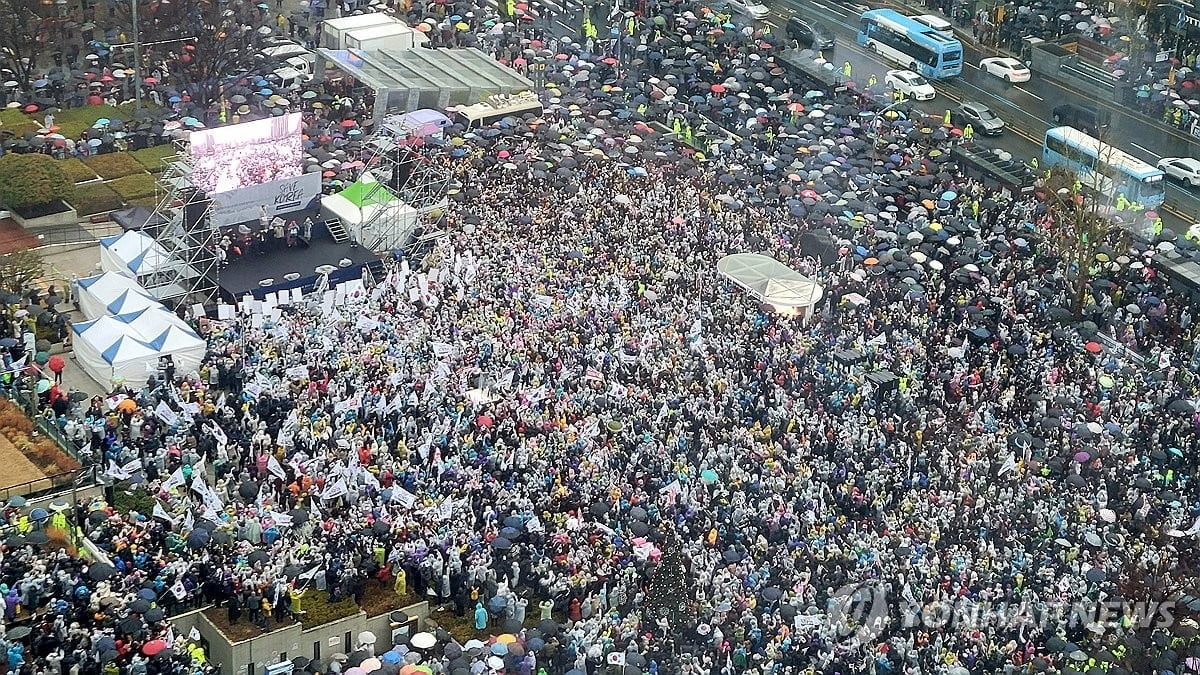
0, 389, 83, 462
31, 220, 123, 248
0, 470, 80, 502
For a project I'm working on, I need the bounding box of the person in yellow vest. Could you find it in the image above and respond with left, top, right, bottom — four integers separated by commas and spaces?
393, 566, 407, 596
842, 61, 852, 78
290, 586, 305, 616
962, 124, 974, 142
1030, 157, 1038, 171
672, 116, 682, 136
943, 109, 952, 127
867, 73, 877, 88
1115, 193, 1129, 211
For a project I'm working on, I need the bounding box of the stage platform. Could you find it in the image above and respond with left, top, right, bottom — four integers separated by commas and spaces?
218, 232, 380, 301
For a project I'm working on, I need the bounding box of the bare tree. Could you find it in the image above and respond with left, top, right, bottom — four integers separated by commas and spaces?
1041, 134, 1132, 317
0, 0, 52, 84
113, 0, 269, 106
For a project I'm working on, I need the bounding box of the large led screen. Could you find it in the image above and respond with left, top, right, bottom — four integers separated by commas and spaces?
188, 114, 304, 195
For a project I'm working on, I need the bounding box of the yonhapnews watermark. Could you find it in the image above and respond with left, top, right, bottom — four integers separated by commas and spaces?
819, 582, 1175, 647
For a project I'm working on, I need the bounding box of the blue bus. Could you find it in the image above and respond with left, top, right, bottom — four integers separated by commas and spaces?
856, 9, 963, 79
1042, 126, 1166, 210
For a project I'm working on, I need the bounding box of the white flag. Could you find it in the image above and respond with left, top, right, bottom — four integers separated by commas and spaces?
391, 487, 417, 508
153, 501, 177, 526
155, 401, 180, 426
266, 455, 287, 481
998, 454, 1018, 476
182, 510, 195, 533
189, 627, 201, 642
322, 478, 349, 501
170, 580, 187, 600
436, 499, 454, 521
161, 466, 186, 492
106, 459, 132, 481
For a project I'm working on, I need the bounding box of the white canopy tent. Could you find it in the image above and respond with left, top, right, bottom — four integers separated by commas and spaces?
716, 253, 825, 318
72, 303, 205, 388
76, 272, 155, 321
143, 325, 206, 374
99, 231, 155, 274
106, 289, 163, 316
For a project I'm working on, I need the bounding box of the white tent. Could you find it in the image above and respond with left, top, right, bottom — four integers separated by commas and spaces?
126, 245, 179, 276
112, 307, 181, 338
72, 318, 164, 388
716, 253, 825, 317
106, 289, 163, 316
99, 231, 156, 275
76, 272, 154, 320
144, 325, 206, 374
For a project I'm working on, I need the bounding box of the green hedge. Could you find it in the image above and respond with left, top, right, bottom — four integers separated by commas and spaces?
71, 181, 124, 215
59, 157, 98, 184
107, 173, 158, 201
83, 152, 146, 180
130, 144, 178, 174
0, 154, 74, 210
0, 109, 40, 135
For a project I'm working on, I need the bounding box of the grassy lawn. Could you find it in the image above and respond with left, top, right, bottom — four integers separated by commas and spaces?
107, 173, 158, 201
72, 181, 124, 216
46, 103, 140, 139
130, 144, 179, 174
59, 157, 98, 184
0, 109, 40, 136
83, 152, 147, 180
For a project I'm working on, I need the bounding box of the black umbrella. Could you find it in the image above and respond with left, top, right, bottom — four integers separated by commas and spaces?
128, 598, 152, 613
238, 481, 260, 500
6, 626, 32, 640
88, 562, 118, 580
247, 550, 270, 566
537, 618, 559, 635
145, 607, 165, 623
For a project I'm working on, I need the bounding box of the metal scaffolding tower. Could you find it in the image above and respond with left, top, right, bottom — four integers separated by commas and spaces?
349, 114, 452, 253
143, 140, 219, 306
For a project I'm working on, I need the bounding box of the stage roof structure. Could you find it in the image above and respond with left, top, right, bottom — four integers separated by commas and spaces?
716, 253, 825, 311
317, 47, 534, 119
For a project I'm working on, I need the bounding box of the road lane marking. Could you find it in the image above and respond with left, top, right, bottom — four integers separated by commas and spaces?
1013, 87, 1042, 101
1131, 143, 1160, 159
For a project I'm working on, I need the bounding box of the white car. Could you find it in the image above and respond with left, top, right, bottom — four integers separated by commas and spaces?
885, 69, 936, 101
728, 0, 769, 19
980, 56, 1031, 83
1158, 157, 1200, 187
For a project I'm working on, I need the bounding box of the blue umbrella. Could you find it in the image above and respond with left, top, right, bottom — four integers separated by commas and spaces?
0, 338, 17, 347
138, 588, 157, 601
491, 537, 512, 549
490, 643, 508, 656
168, 96, 181, 103
34, 79, 49, 88
380, 652, 401, 664
29, 508, 49, 521
941, 190, 957, 200
259, 88, 273, 95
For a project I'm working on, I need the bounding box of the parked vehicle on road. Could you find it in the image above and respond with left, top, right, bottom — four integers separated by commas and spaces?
1157, 157, 1200, 188
979, 56, 1031, 82
954, 102, 1005, 135
885, 69, 936, 100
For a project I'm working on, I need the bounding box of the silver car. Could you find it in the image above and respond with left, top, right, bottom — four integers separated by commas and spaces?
955, 102, 1005, 135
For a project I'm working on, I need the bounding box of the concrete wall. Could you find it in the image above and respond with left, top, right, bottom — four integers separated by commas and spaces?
176, 602, 430, 675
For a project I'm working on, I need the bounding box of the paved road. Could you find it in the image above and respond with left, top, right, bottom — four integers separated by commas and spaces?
513, 0, 1198, 226
767, 0, 1200, 227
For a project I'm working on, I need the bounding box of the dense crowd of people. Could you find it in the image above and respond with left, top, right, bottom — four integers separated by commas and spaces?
3, 0, 1200, 674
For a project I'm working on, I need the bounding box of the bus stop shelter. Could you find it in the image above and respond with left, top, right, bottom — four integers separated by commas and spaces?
316, 47, 534, 121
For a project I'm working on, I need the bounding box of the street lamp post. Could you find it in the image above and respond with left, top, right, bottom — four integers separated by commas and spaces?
131, 0, 143, 111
